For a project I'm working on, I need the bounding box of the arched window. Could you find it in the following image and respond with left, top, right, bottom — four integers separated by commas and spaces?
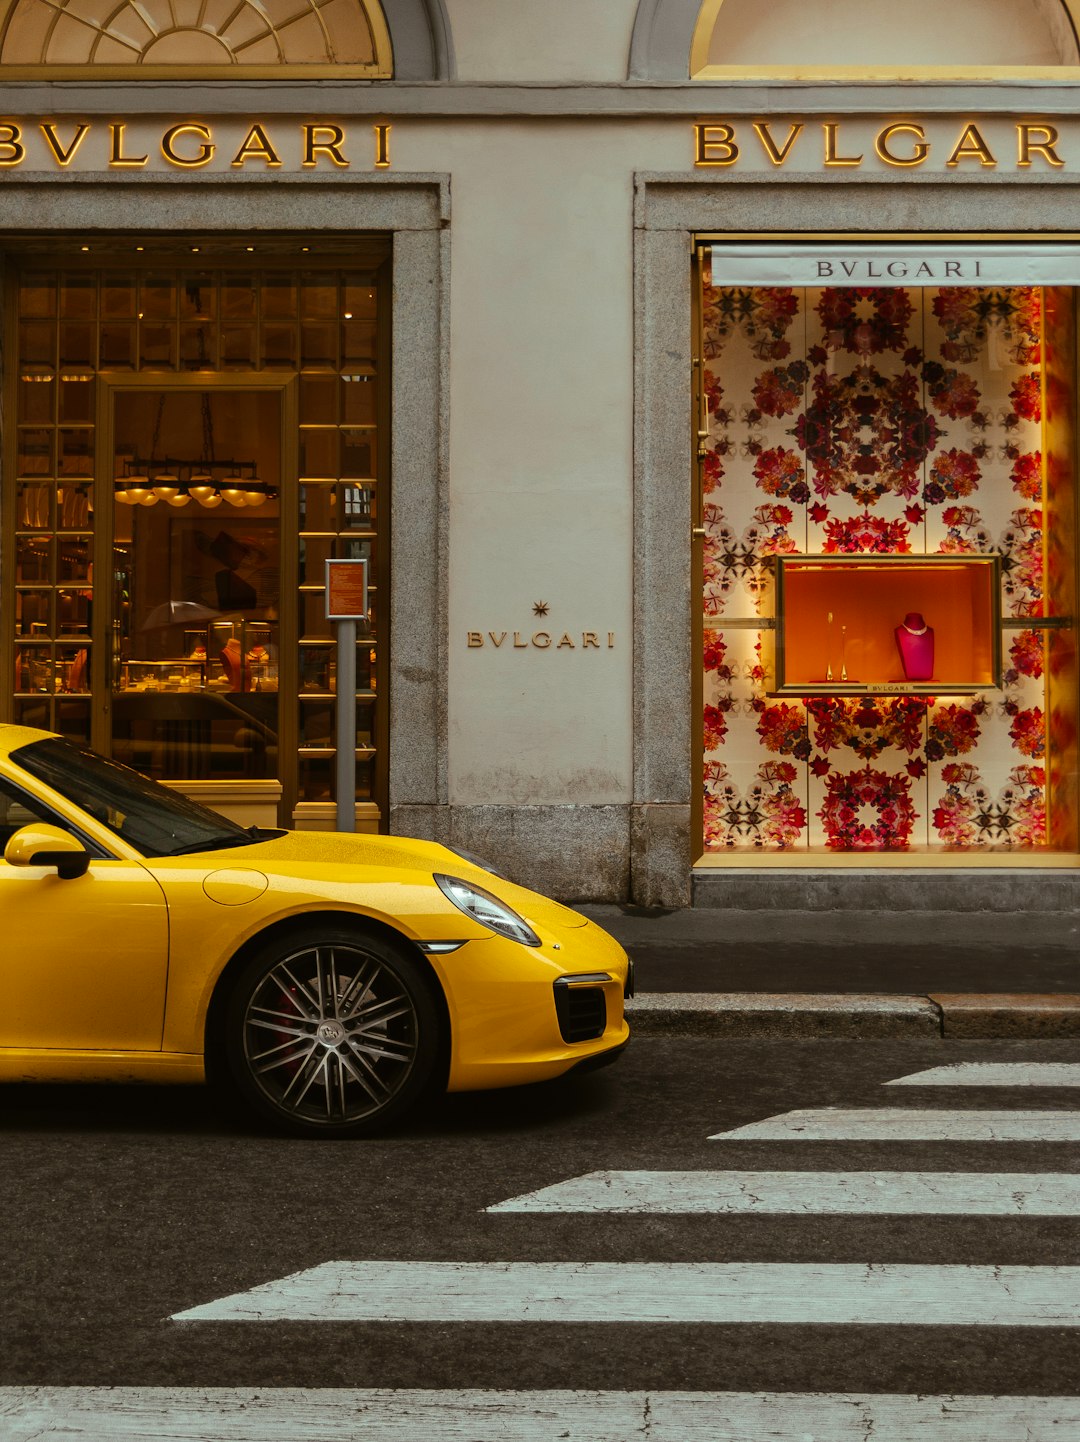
0, 0, 393, 76
691, 0, 1080, 77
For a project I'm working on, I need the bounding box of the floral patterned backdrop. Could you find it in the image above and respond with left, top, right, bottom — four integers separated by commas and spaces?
701, 280, 1061, 851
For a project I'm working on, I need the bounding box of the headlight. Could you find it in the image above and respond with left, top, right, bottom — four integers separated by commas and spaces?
434, 874, 541, 947
442, 844, 507, 880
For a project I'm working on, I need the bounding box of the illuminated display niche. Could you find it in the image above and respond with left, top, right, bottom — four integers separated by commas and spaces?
765, 555, 1002, 697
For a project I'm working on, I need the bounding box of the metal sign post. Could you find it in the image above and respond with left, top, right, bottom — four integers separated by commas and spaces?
325, 558, 369, 833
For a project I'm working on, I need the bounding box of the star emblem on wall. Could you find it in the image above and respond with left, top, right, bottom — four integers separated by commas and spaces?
532, 601, 549, 617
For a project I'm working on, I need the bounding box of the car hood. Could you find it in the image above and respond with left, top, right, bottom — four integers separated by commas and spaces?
216, 829, 592, 932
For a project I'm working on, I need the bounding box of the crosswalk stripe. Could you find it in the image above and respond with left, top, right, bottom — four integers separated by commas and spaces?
487, 1169, 1080, 1215
708, 1109, 1080, 1141
3, 1388, 1079, 1441
170, 1260, 1080, 1325
886, 1063, 1080, 1087
4, 1387, 1080, 1442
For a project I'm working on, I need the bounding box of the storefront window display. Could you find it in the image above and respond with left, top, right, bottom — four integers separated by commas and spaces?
2, 241, 389, 827
697, 246, 1079, 854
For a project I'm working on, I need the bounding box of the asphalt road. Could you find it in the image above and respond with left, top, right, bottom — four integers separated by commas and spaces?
4, 1036, 1080, 1413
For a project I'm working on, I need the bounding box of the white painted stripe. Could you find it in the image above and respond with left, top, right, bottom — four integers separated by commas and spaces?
886, 1063, 1080, 1087
708, 1109, 1080, 1141
170, 1261, 1080, 1326
488, 1170, 1080, 1215
4, 1389, 1080, 1442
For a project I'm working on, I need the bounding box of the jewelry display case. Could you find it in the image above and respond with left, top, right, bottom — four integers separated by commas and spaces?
205, 620, 278, 693
119, 659, 206, 692
764, 554, 1003, 696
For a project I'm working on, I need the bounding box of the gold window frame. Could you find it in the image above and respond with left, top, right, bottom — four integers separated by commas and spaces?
765, 554, 1004, 698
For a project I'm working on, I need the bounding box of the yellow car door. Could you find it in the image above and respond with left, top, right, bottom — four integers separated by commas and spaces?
0, 781, 168, 1052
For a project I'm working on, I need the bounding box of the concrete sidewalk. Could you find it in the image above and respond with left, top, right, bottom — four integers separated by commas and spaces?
576, 904, 1080, 1040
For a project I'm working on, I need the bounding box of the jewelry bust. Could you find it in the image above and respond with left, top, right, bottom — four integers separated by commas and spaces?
894, 610, 934, 681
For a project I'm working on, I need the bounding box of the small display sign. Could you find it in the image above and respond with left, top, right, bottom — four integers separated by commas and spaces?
325, 558, 369, 621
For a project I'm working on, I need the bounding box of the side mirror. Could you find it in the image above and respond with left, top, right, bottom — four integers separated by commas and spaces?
4, 823, 91, 879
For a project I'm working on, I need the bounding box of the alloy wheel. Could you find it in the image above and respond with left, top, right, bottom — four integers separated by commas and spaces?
239, 940, 422, 1129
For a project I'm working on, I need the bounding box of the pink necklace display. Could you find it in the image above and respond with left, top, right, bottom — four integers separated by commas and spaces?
894, 611, 934, 681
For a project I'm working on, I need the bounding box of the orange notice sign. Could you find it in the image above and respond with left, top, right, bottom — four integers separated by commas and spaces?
326, 558, 369, 620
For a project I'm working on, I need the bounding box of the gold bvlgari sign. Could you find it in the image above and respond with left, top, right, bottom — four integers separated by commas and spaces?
467, 631, 616, 650
0, 121, 391, 170
694, 120, 1065, 170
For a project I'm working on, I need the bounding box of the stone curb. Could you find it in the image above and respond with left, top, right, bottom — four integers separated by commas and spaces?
625, 993, 1080, 1039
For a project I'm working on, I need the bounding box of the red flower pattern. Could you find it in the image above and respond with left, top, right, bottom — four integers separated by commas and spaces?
756, 701, 810, 759
1010, 452, 1042, 500
753, 362, 808, 418
1007, 630, 1044, 681
702, 282, 1049, 853
822, 512, 912, 554
703, 632, 729, 675
816, 288, 914, 355
923, 363, 981, 419
1007, 706, 1046, 758
797, 366, 937, 504
925, 703, 982, 761
703, 702, 730, 752
818, 768, 917, 850
1010, 373, 1042, 422
925, 448, 981, 504
753, 447, 806, 500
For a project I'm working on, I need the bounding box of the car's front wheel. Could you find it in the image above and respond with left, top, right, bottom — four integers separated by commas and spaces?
219, 926, 440, 1138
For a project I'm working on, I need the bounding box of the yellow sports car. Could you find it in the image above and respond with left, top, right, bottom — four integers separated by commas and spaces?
0, 724, 630, 1137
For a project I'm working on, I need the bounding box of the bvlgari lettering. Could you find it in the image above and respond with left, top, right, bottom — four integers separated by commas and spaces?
945, 123, 996, 168
693, 119, 1070, 171
161, 123, 215, 169
467, 630, 616, 650
752, 121, 804, 166
815, 259, 982, 280
0, 123, 24, 166
231, 123, 283, 169
109, 122, 147, 168
1018, 123, 1064, 168
303, 124, 349, 169
874, 123, 930, 169
0, 121, 392, 171
39, 122, 90, 167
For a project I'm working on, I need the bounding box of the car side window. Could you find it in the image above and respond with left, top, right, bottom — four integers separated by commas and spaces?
0, 780, 76, 851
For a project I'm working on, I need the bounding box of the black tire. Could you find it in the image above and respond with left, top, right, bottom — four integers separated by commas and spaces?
219, 925, 440, 1138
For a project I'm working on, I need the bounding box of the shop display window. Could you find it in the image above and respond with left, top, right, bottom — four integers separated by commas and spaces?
697, 255, 1078, 855
767, 555, 1001, 696
1, 248, 388, 828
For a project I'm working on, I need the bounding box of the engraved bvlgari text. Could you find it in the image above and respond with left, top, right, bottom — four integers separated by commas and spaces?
467, 631, 616, 650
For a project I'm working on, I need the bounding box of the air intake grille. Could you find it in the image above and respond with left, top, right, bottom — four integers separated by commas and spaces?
553, 980, 607, 1043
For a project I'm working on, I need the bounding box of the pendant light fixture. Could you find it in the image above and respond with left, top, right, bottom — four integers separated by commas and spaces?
113, 390, 274, 510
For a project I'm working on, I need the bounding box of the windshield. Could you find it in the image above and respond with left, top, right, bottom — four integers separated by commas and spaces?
10, 737, 261, 858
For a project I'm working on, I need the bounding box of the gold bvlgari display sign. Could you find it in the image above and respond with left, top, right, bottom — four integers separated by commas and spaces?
693, 120, 1068, 171
0, 120, 391, 171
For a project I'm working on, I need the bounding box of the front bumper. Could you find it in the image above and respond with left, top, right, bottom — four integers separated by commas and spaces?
427, 919, 631, 1093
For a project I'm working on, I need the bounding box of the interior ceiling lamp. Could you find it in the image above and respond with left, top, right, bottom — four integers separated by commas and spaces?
114, 458, 271, 508
114, 391, 274, 509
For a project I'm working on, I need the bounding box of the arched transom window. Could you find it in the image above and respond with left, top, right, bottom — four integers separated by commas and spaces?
692, 0, 1080, 76
0, 0, 393, 75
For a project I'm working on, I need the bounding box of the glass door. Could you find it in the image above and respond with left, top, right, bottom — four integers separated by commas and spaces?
104, 382, 287, 788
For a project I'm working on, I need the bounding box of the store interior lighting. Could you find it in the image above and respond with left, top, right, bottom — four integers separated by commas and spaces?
115, 458, 274, 508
